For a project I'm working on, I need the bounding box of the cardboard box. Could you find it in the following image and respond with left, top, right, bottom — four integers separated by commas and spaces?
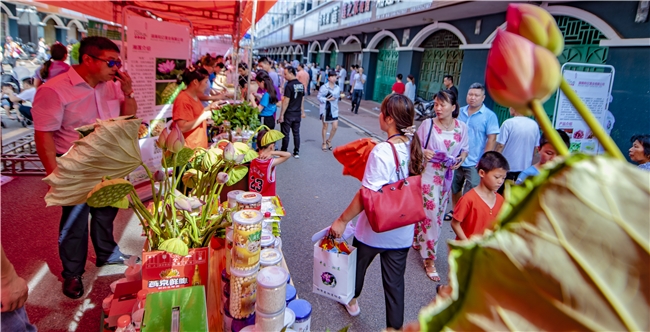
142, 247, 209, 293
107, 280, 142, 327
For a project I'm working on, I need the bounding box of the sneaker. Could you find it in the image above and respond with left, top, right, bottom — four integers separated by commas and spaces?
293, 153, 300, 159
343, 301, 360, 316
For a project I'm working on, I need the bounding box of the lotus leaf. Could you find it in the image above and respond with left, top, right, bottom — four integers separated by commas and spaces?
243, 149, 258, 164
226, 165, 248, 186
201, 149, 222, 171
163, 147, 194, 167
260, 129, 285, 147
158, 237, 189, 256
87, 178, 134, 208
43, 117, 143, 206
419, 155, 650, 331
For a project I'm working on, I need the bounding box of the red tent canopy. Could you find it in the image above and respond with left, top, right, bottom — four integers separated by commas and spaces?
39, 0, 276, 36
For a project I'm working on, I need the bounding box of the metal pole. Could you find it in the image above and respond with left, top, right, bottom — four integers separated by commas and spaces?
249, 0, 258, 82
233, 0, 242, 100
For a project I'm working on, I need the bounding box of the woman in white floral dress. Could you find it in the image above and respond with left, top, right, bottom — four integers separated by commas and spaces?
414, 90, 469, 281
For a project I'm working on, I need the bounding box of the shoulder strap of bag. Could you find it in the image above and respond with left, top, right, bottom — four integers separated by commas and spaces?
386, 140, 405, 180
424, 118, 434, 150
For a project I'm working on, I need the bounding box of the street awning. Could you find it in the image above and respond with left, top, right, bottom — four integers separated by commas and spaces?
37, 0, 276, 36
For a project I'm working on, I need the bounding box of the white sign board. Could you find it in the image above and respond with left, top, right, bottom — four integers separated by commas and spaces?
553, 64, 614, 154
125, 13, 191, 184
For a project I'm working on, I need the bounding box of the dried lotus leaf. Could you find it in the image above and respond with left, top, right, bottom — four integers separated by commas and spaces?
43, 117, 143, 206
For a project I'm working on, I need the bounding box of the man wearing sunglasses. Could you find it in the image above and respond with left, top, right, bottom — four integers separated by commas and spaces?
32, 36, 138, 299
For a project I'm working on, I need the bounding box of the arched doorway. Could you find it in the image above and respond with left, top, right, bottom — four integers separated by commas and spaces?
417, 30, 463, 100
44, 19, 56, 44
372, 37, 399, 102
67, 23, 78, 43
492, 15, 609, 124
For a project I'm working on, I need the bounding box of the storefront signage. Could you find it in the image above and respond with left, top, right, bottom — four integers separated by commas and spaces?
375, 0, 434, 19
319, 5, 340, 28
340, 0, 373, 27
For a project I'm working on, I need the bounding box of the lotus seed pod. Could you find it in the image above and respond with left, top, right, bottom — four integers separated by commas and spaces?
87, 178, 134, 208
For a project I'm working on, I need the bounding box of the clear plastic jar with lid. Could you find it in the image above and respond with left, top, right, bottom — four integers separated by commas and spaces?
255, 304, 285, 332
259, 248, 283, 268
256, 266, 288, 314
232, 210, 263, 269
230, 264, 260, 319
228, 190, 245, 208
236, 192, 262, 210
260, 229, 274, 249
225, 226, 234, 275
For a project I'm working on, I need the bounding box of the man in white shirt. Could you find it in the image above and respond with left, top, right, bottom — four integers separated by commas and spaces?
32, 36, 138, 299
336, 64, 346, 92
351, 66, 366, 114
495, 107, 540, 194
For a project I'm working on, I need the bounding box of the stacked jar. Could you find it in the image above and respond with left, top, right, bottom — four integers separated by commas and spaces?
260, 248, 283, 268
236, 192, 262, 211
230, 209, 263, 320
228, 190, 245, 209
255, 266, 289, 331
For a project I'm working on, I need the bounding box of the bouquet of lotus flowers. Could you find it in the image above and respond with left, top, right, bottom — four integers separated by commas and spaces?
403, 4, 650, 332
43, 116, 258, 257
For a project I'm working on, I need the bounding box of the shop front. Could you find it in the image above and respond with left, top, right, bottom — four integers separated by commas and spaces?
417, 30, 464, 101
372, 37, 399, 102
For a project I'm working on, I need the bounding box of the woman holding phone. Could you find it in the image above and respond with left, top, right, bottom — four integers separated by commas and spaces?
318, 70, 340, 151
413, 89, 468, 282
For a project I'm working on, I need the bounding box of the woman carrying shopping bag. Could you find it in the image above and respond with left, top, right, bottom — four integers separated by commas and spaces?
318, 70, 341, 151
329, 94, 425, 330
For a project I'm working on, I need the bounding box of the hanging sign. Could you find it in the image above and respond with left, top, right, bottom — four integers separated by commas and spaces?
553, 63, 615, 154
125, 13, 191, 184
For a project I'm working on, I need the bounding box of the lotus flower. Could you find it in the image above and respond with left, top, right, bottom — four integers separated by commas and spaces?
485, 30, 560, 115
157, 60, 176, 74
153, 169, 166, 182
165, 123, 185, 153
223, 142, 236, 161
506, 3, 564, 56
216, 172, 229, 184
156, 128, 169, 149
174, 196, 193, 212
186, 196, 205, 210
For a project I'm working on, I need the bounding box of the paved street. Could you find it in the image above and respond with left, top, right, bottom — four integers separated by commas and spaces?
0, 95, 453, 331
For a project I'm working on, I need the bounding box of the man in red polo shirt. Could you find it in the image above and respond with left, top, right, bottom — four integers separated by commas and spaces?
392, 73, 405, 95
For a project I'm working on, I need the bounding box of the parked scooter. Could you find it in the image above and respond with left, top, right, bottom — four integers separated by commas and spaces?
414, 96, 435, 120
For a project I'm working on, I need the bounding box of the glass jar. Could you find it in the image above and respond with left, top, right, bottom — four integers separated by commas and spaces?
256, 266, 288, 314
228, 190, 245, 209
260, 248, 283, 268
255, 305, 285, 332
236, 192, 262, 210
232, 210, 263, 269
260, 229, 274, 249
225, 226, 234, 275
288, 299, 312, 332
230, 264, 259, 319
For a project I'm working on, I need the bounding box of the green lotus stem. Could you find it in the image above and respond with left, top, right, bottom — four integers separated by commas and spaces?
559, 78, 625, 160
530, 99, 570, 156
140, 162, 160, 220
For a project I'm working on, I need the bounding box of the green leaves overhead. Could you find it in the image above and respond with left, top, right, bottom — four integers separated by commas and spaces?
43, 116, 143, 206
419, 155, 650, 331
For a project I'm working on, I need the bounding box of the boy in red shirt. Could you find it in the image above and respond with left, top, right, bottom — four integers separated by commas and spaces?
451, 151, 510, 240
249, 128, 291, 196
391, 73, 405, 95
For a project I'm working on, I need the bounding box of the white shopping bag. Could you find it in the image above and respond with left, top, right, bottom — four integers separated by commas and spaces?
312, 239, 357, 304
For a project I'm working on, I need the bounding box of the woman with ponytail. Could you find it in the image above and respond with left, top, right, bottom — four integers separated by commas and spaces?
34, 43, 69, 87
172, 67, 216, 149
328, 94, 424, 330
413, 89, 468, 282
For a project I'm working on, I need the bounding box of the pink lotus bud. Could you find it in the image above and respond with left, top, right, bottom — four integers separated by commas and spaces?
165, 123, 185, 153
153, 169, 166, 182
216, 172, 229, 184
234, 154, 245, 164
223, 142, 236, 161
506, 3, 564, 56
186, 196, 205, 210
485, 30, 561, 115
156, 128, 169, 149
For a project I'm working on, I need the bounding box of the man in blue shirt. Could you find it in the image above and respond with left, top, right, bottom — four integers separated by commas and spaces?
448, 83, 500, 219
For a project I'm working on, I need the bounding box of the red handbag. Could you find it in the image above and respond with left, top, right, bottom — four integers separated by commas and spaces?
360, 141, 426, 233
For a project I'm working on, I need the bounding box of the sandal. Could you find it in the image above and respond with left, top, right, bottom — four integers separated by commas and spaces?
326, 140, 333, 151
443, 210, 454, 222
322, 143, 328, 152
343, 300, 360, 316
424, 259, 441, 282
